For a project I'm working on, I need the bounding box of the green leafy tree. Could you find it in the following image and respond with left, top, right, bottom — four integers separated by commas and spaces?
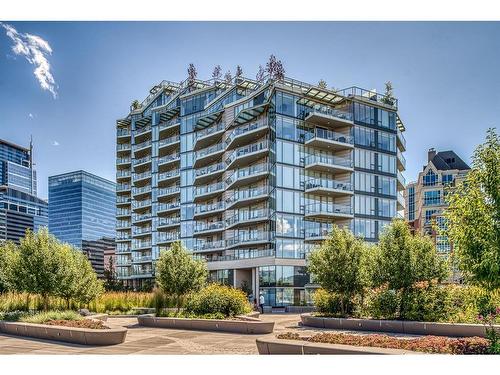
155, 241, 208, 311
318, 79, 327, 89
72, 251, 104, 306
380, 81, 395, 106
445, 129, 500, 291
103, 256, 122, 291
373, 220, 449, 318
307, 226, 371, 316
54, 244, 81, 309
0, 241, 17, 293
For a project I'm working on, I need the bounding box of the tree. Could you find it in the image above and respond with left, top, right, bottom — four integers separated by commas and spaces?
307, 226, 371, 316
235, 65, 243, 78
380, 81, 395, 106
54, 244, 81, 309
187, 63, 197, 86
373, 220, 449, 318
72, 251, 104, 306
130, 100, 141, 111
155, 241, 208, 311
0, 241, 17, 293
256, 65, 265, 83
318, 79, 327, 89
212, 64, 222, 83
445, 129, 500, 290
224, 70, 232, 84
265, 54, 285, 81
103, 256, 122, 291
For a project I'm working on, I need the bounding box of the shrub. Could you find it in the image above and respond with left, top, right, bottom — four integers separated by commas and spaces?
20, 310, 82, 324
366, 285, 399, 320
312, 289, 343, 316
402, 283, 454, 322
184, 284, 251, 318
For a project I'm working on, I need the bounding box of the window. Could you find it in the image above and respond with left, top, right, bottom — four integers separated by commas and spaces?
442, 174, 454, 185
378, 175, 396, 196
354, 171, 375, 193
354, 103, 375, 125
354, 126, 375, 147
354, 218, 376, 239
378, 109, 396, 130
354, 149, 375, 170
378, 153, 396, 174
424, 190, 441, 206
378, 198, 396, 217
425, 209, 438, 224
355, 195, 375, 215
423, 170, 438, 186
378, 131, 396, 152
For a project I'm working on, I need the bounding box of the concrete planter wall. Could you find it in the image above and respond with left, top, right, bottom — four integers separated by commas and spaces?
0, 320, 127, 346
137, 314, 274, 334
256, 337, 417, 355
300, 313, 500, 338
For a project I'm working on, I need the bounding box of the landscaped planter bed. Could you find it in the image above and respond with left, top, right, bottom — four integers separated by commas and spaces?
300, 313, 500, 338
0, 319, 127, 346
137, 314, 273, 334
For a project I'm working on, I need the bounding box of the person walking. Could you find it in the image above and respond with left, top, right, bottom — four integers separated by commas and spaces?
259, 293, 265, 314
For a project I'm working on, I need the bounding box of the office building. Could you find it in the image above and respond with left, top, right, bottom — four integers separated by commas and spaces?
0, 139, 47, 243
48, 170, 116, 275
116, 74, 406, 303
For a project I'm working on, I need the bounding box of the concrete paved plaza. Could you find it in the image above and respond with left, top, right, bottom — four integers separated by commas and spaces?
0, 314, 309, 355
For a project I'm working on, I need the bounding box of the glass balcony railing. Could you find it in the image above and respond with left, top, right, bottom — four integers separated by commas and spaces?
133, 226, 152, 235
195, 162, 225, 179
225, 140, 269, 165
117, 143, 131, 151
159, 118, 180, 131
133, 213, 152, 222
132, 268, 153, 277
117, 234, 131, 241
117, 157, 131, 164
196, 122, 225, 139
226, 208, 271, 227
133, 171, 151, 181
225, 163, 271, 186
158, 169, 180, 181
117, 209, 131, 217
117, 128, 131, 137
158, 216, 181, 227
226, 119, 267, 146
194, 201, 225, 215
116, 246, 132, 254
133, 156, 151, 166
226, 186, 270, 205
159, 135, 180, 148
134, 139, 152, 150
132, 199, 152, 209
117, 196, 131, 204
397, 150, 406, 169
305, 202, 353, 216
132, 255, 153, 263
194, 240, 225, 252
226, 231, 273, 247
116, 170, 131, 178
117, 184, 131, 192
305, 224, 333, 239
397, 129, 406, 150
195, 142, 225, 160
194, 221, 225, 233
304, 178, 353, 192
116, 220, 131, 228
305, 128, 353, 145
304, 154, 353, 169
132, 185, 152, 195
158, 232, 180, 243
158, 153, 180, 165
133, 240, 152, 250
397, 170, 406, 186
194, 181, 225, 197
199, 248, 275, 262
306, 105, 353, 122
134, 125, 152, 136
157, 201, 181, 212
157, 186, 180, 197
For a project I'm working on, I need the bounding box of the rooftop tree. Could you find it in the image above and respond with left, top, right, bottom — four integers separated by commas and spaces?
212, 65, 222, 83
266, 54, 285, 81
445, 128, 500, 291
256, 65, 265, 83
187, 63, 197, 86
380, 81, 395, 106
155, 241, 208, 311
318, 79, 327, 89
224, 70, 232, 84
235, 65, 243, 78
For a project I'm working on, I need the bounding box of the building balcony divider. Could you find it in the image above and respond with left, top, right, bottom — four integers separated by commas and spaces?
193, 239, 225, 252
305, 202, 353, 217
304, 154, 353, 170
226, 231, 274, 248
226, 208, 271, 228
304, 178, 353, 193
194, 220, 225, 234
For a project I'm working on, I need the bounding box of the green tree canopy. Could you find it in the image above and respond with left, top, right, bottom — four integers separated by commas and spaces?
155, 241, 208, 311
445, 129, 500, 290
307, 226, 371, 316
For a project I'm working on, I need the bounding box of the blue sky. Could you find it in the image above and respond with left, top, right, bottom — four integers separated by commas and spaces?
1, 21, 499, 199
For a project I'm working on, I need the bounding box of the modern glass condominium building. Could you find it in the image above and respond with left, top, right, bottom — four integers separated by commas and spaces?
116, 75, 406, 304
0, 139, 46, 243
49, 170, 116, 275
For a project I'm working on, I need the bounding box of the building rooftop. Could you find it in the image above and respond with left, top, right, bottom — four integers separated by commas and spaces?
429, 150, 470, 171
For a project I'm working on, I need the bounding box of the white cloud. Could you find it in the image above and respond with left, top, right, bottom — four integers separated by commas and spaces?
28, 113, 34, 119
52, 140, 60, 146
1, 23, 58, 98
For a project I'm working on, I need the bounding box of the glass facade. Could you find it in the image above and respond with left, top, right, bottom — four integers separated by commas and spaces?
0, 139, 36, 195
48, 171, 116, 249
116, 76, 405, 298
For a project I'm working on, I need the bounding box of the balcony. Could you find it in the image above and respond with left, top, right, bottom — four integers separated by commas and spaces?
117, 157, 131, 166
304, 202, 353, 220
397, 193, 405, 211
157, 232, 180, 245
117, 128, 131, 138
304, 106, 353, 128
157, 216, 181, 229
133, 171, 151, 184
132, 240, 152, 251
202, 248, 275, 263
194, 221, 225, 236
132, 185, 152, 198
194, 122, 225, 150
132, 199, 152, 211
225, 140, 269, 169
193, 201, 225, 219
132, 255, 153, 264
158, 135, 181, 152
116, 233, 131, 242
304, 128, 354, 151
304, 154, 353, 174
158, 169, 180, 184
397, 150, 406, 172
194, 162, 226, 185
225, 163, 270, 190
397, 129, 406, 152
226, 231, 274, 249
133, 213, 152, 224
132, 268, 153, 278
194, 240, 225, 253
225, 120, 268, 150
116, 209, 131, 218
194, 142, 225, 168
134, 125, 152, 139
117, 183, 131, 193
133, 156, 152, 169
116, 246, 132, 254
134, 139, 152, 153
304, 178, 354, 197
116, 196, 131, 206
116, 220, 131, 229
157, 201, 181, 214
397, 170, 406, 190
159, 118, 180, 132
157, 186, 180, 199
225, 208, 271, 230
158, 153, 180, 168
226, 186, 270, 210
305, 224, 333, 242
117, 258, 132, 267
132, 226, 152, 237
194, 181, 225, 202
116, 170, 131, 180
117, 143, 131, 152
